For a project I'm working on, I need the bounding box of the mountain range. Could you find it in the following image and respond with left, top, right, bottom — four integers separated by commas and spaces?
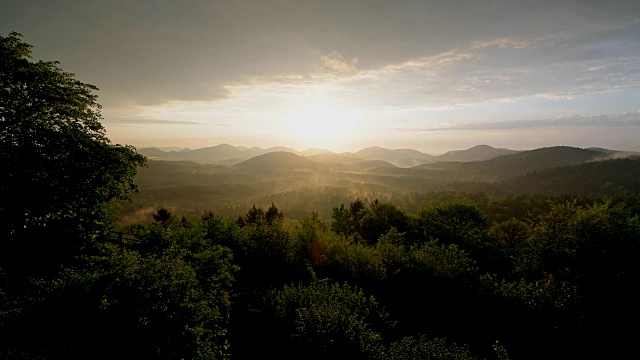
134, 144, 640, 191
125, 144, 640, 222
138, 144, 524, 167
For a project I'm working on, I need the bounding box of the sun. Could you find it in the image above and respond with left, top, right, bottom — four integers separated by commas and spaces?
285, 103, 359, 148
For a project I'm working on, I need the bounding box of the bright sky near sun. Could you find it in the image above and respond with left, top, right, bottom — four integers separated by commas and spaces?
2, 0, 640, 154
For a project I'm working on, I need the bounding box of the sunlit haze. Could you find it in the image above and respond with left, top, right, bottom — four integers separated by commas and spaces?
3, 1, 640, 154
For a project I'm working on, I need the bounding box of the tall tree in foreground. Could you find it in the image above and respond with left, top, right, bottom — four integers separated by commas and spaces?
0, 32, 146, 276
0, 32, 241, 360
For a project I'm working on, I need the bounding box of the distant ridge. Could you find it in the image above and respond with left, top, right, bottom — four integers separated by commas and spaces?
141, 144, 619, 169
154, 146, 188, 152
234, 151, 322, 172
132, 145, 640, 216
350, 146, 434, 167
189, 143, 244, 161
414, 146, 607, 181
138, 147, 171, 159
354, 159, 398, 170
138, 144, 299, 164
435, 144, 519, 162
587, 147, 617, 153
301, 148, 331, 156
307, 152, 362, 165
501, 156, 640, 196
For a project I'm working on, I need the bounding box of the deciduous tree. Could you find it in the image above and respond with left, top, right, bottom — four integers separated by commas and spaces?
0, 32, 146, 274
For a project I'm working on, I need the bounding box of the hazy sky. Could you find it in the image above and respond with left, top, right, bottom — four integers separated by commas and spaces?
2, 0, 640, 154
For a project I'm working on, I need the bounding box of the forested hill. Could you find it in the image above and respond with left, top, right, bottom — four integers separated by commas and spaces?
435, 144, 520, 162
499, 157, 640, 197
234, 151, 324, 172
138, 143, 526, 167
124, 145, 640, 223
350, 146, 435, 167
412, 146, 612, 181
139, 143, 301, 165
139, 143, 638, 171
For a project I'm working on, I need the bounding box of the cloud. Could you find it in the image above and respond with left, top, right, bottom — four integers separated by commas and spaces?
5, 0, 640, 109
326, 21, 640, 108
103, 118, 213, 126
379, 50, 476, 73
104, 20, 640, 130
396, 112, 640, 131
472, 36, 530, 49
320, 51, 359, 75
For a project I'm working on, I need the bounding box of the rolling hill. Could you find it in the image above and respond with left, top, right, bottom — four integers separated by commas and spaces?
413, 146, 609, 181
138, 144, 300, 164
500, 156, 640, 196
138, 143, 526, 167
234, 151, 324, 173
350, 146, 435, 167
120, 145, 640, 223
434, 144, 520, 162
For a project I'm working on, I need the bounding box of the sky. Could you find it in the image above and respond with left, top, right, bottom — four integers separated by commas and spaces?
2, 0, 640, 155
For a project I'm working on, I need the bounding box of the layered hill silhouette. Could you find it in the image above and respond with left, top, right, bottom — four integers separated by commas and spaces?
348, 146, 434, 167
411, 146, 614, 181
128, 144, 640, 220
137, 144, 640, 184
136, 145, 639, 185
500, 157, 640, 196
139, 143, 524, 167
234, 151, 324, 173
139, 144, 304, 165
436, 144, 519, 162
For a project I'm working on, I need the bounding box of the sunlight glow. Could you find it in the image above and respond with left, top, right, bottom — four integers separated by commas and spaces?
285, 103, 359, 148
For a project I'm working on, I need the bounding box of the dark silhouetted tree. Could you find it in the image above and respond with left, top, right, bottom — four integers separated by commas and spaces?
330, 203, 353, 237
0, 32, 146, 276
265, 202, 284, 224
244, 204, 265, 225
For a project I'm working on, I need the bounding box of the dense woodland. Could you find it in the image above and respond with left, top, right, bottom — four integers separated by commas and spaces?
2, 32, 640, 359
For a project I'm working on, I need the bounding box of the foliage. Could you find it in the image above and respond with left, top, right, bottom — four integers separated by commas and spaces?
1, 210, 237, 359
0, 32, 146, 276
388, 336, 485, 360
330, 199, 410, 245
375, 228, 409, 272
331, 203, 354, 237
410, 241, 479, 281
416, 202, 487, 247
237, 203, 284, 227
358, 201, 411, 244
256, 280, 394, 359
323, 233, 387, 284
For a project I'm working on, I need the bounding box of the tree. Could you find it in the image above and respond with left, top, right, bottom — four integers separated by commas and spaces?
265, 202, 284, 224
416, 203, 487, 247
243, 204, 265, 225
358, 201, 410, 244
330, 203, 353, 237
153, 208, 173, 225
254, 281, 393, 359
2, 210, 238, 359
388, 336, 487, 360
350, 198, 365, 217
0, 32, 146, 275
